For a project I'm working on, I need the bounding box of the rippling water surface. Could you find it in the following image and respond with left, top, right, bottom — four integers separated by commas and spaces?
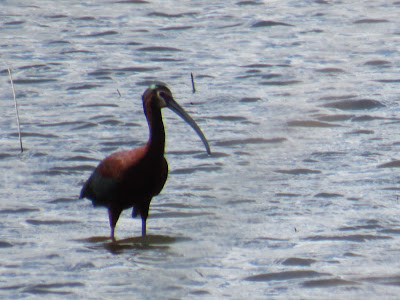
1, 0, 400, 298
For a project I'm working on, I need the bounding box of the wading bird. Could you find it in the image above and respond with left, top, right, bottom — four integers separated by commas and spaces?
80, 84, 210, 241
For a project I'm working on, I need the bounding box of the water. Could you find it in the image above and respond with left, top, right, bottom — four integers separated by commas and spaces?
1, 0, 400, 298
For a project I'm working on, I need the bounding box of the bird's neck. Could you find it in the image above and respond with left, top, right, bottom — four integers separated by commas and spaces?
145, 106, 165, 157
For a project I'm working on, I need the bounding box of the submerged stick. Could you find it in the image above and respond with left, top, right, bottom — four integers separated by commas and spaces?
191, 72, 196, 94
8, 68, 23, 153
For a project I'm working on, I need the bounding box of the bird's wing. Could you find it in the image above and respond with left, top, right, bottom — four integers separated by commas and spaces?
98, 147, 147, 180
80, 147, 147, 204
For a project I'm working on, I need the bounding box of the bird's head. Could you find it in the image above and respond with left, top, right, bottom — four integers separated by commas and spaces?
143, 84, 211, 155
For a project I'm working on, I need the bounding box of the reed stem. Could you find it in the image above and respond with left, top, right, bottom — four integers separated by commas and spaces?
8, 68, 23, 153
191, 73, 196, 94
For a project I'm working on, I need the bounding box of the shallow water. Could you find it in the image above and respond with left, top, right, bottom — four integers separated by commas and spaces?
1, 0, 400, 298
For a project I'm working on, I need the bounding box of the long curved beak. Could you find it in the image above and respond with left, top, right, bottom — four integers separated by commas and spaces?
167, 99, 211, 155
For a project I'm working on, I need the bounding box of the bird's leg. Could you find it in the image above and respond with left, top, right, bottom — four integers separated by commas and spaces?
138, 202, 150, 237
132, 206, 138, 218
110, 227, 116, 243
108, 207, 122, 242
141, 217, 147, 237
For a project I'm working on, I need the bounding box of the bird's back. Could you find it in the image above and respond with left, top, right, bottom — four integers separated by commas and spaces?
80, 146, 168, 209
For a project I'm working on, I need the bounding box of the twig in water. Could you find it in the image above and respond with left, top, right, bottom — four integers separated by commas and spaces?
117, 89, 121, 97
8, 68, 23, 153
191, 72, 196, 94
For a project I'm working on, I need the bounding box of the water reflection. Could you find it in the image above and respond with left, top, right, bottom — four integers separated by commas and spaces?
79, 235, 180, 254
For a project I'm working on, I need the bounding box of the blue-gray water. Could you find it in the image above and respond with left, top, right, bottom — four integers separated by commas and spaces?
1, 0, 400, 298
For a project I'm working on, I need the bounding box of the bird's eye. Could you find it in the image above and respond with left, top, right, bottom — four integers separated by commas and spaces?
159, 91, 170, 102
157, 91, 169, 107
